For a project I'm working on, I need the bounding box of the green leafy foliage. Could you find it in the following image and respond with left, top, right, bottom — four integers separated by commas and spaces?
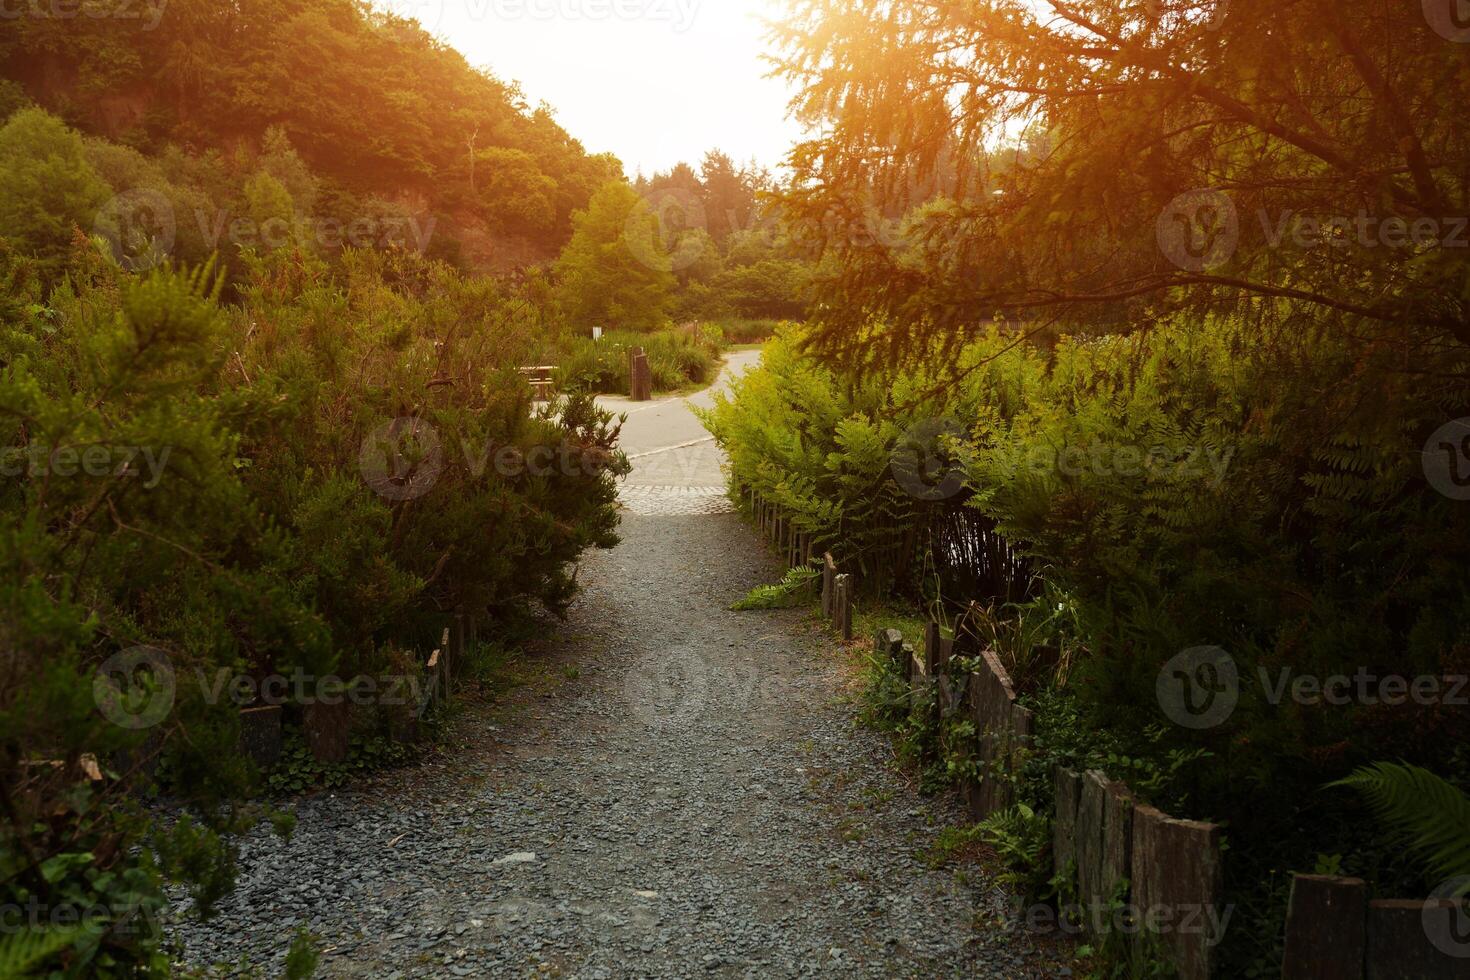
554, 181, 677, 331
719, 312, 1470, 975
0, 243, 627, 972
770, 0, 1470, 371
0, 927, 86, 979
730, 564, 820, 610
0, 0, 619, 261
557, 327, 722, 395
1330, 763, 1470, 890
267, 730, 416, 795
975, 804, 1052, 896
0, 108, 111, 272
701, 324, 945, 589
283, 928, 320, 979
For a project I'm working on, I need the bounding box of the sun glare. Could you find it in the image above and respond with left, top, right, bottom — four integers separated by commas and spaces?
399, 0, 804, 176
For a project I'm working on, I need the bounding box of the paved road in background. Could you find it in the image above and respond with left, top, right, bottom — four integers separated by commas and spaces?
598, 348, 762, 491
598, 348, 762, 514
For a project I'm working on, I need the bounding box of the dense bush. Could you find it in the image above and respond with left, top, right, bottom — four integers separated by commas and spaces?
703, 327, 915, 564
673, 259, 812, 323
557, 327, 723, 395
549, 176, 812, 333
553, 181, 678, 332
0, 108, 111, 274
708, 318, 782, 346
707, 318, 1470, 974
703, 324, 988, 588
0, 242, 627, 973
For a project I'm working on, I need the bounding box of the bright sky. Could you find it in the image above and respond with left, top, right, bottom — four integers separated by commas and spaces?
383, 0, 807, 178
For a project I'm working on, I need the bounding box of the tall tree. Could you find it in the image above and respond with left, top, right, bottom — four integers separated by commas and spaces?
554, 180, 676, 332
771, 0, 1470, 369
700, 150, 754, 246
0, 109, 111, 272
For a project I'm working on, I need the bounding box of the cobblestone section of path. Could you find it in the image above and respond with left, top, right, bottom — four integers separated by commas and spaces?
171, 510, 1061, 978
617, 484, 735, 516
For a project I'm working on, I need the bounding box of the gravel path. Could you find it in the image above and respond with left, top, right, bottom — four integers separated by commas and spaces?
170, 365, 1063, 978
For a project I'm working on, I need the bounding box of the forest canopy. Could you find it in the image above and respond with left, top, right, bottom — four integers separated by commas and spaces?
770, 0, 1470, 370
0, 0, 622, 267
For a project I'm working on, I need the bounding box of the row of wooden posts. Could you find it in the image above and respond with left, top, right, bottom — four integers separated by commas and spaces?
746, 488, 855, 640
868, 622, 1227, 978
745, 489, 1464, 979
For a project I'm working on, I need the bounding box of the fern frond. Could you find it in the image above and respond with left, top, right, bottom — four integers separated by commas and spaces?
0, 927, 83, 978
730, 564, 821, 610
1329, 762, 1470, 886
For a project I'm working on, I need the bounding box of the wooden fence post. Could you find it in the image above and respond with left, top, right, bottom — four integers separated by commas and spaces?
1130, 807, 1225, 980
441, 627, 452, 701
238, 705, 282, 768
924, 621, 943, 677
821, 553, 836, 619
1283, 875, 1367, 979
630, 348, 652, 401
304, 700, 351, 764
875, 627, 905, 668
833, 573, 853, 641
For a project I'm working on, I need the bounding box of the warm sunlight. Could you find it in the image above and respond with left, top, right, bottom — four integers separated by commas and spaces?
401, 0, 805, 175
2, 1, 1467, 977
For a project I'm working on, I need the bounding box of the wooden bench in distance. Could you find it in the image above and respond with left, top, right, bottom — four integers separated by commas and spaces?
519, 366, 556, 401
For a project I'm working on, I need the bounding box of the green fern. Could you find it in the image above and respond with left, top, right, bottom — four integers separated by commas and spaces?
975, 803, 1052, 895
1329, 762, 1470, 889
730, 564, 821, 610
0, 927, 82, 978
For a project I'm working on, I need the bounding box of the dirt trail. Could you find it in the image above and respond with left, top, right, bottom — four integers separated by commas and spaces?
171, 357, 1060, 978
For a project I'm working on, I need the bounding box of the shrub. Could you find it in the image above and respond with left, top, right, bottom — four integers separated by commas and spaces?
0, 244, 628, 972
0, 109, 111, 274
709, 312, 1470, 975
712, 317, 783, 345
700, 322, 961, 589
556, 326, 722, 395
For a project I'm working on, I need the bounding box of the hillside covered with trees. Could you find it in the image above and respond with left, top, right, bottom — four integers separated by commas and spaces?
0, 0, 621, 270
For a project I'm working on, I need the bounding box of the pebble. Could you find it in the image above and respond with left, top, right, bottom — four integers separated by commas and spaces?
167, 509, 1064, 978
